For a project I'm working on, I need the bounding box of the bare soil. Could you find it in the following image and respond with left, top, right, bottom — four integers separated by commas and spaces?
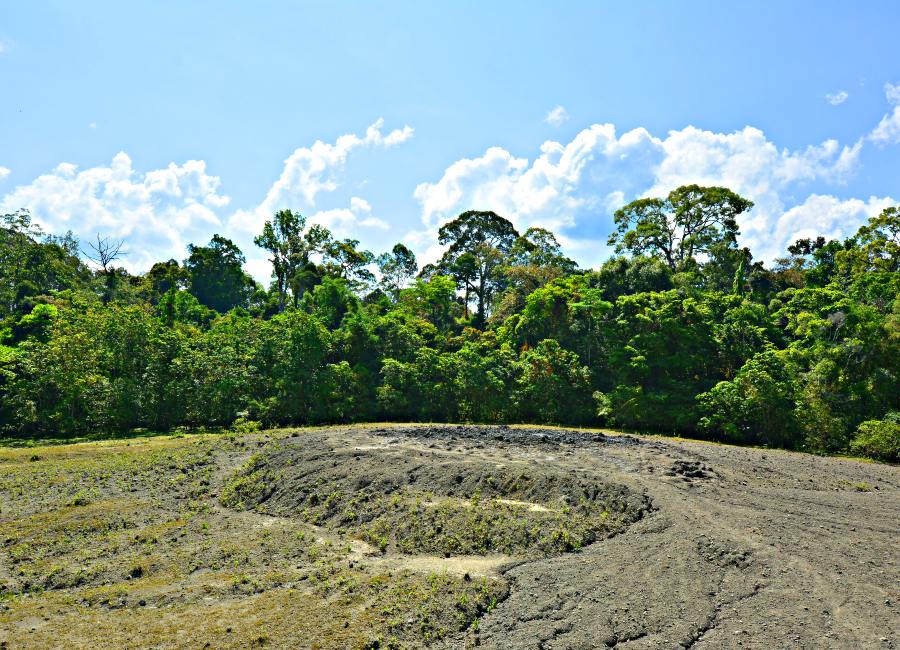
0, 424, 897, 649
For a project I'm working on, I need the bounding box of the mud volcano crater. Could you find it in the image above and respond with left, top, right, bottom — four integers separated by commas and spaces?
221, 426, 652, 556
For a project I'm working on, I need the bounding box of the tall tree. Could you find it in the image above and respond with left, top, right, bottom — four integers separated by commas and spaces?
449, 252, 478, 319
144, 259, 185, 302
254, 210, 332, 311
492, 227, 578, 321
1, 211, 94, 318
836, 206, 900, 278
185, 234, 254, 313
323, 238, 376, 291
0, 210, 42, 316
508, 227, 576, 272
376, 243, 418, 300
437, 210, 519, 327
608, 185, 753, 270
82, 234, 127, 304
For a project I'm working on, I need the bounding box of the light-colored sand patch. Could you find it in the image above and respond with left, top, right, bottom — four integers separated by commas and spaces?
496, 498, 551, 512
422, 496, 552, 513
385, 553, 511, 577
348, 538, 379, 559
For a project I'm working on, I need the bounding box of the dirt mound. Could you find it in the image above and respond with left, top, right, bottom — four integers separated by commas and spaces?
368, 424, 646, 447
220, 429, 651, 556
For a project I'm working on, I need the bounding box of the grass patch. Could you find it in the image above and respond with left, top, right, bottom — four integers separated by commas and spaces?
0, 427, 513, 648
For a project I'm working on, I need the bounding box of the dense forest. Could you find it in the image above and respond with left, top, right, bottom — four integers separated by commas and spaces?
0, 185, 897, 460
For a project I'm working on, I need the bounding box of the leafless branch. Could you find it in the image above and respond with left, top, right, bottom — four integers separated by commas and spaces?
82, 234, 126, 272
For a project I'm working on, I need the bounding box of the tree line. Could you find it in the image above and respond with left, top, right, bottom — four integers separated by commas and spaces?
0, 185, 897, 461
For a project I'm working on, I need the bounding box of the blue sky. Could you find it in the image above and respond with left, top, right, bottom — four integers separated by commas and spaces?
1, 1, 899, 278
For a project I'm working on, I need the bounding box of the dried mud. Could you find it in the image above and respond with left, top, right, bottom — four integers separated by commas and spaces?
0, 425, 897, 649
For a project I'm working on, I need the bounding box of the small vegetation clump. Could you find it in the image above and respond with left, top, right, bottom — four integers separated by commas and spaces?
219, 453, 275, 509
849, 415, 900, 462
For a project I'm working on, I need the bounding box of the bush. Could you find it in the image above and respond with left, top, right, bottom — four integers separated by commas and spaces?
231, 417, 262, 434
697, 350, 800, 448
849, 417, 899, 462
514, 339, 593, 424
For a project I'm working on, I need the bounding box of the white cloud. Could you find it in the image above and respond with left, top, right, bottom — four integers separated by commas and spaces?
229, 118, 413, 234
89, 122, 97, 130
413, 122, 866, 263
0, 120, 412, 278
885, 82, 900, 105
544, 105, 569, 127
0, 167, 10, 181
309, 196, 389, 236
2, 111, 891, 282
0, 153, 229, 271
773, 194, 895, 251
870, 82, 900, 145
825, 90, 849, 105
0, 40, 9, 55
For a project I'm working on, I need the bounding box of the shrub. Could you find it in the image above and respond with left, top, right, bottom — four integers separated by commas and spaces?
849, 417, 899, 462
697, 350, 800, 448
231, 417, 262, 434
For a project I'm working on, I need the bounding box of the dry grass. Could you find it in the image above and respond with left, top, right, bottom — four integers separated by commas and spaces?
0, 430, 508, 649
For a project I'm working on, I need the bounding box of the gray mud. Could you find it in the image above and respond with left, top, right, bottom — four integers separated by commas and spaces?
236, 424, 900, 648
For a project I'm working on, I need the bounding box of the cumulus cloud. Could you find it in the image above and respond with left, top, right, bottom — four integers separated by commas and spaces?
772, 194, 895, 251
229, 118, 413, 234
309, 196, 389, 235
826, 90, 849, 105
413, 122, 867, 263
0, 120, 412, 277
544, 105, 569, 127
885, 83, 900, 105
0, 153, 229, 271
0, 167, 10, 181
869, 82, 900, 145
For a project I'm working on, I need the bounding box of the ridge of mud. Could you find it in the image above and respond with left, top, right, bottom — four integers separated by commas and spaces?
221, 427, 652, 557
368, 424, 648, 448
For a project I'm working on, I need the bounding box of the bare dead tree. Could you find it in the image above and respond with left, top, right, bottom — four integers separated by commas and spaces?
82, 234, 126, 303
82, 234, 126, 273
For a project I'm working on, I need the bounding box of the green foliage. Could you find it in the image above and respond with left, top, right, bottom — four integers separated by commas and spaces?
322, 238, 376, 291
398, 275, 458, 331
1, 210, 95, 318
376, 243, 418, 300
514, 340, 593, 424
157, 289, 216, 327
301, 277, 359, 330
603, 291, 722, 432
0, 198, 896, 461
143, 259, 185, 302
835, 206, 900, 278
849, 416, 899, 462
185, 234, 256, 313
609, 185, 753, 270
8, 304, 58, 343
592, 255, 673, 301
253, 209, 331, 311
698, 350, 799, 447
250, 309, 331, 425
436, 210, 520, 327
